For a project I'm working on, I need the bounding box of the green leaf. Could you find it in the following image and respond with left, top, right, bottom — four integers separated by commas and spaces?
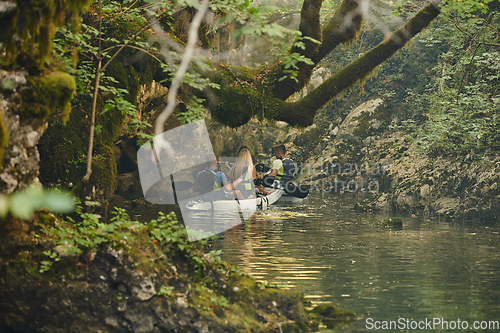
42, 191, 75, 213
9, 188, 40, 219
6, 187, 75, 219
302, 36, 320, 43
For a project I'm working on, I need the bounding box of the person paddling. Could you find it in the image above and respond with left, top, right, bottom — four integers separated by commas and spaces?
194, 154, 244, 200
258, 145, 308, 198
260, 144, 295, 187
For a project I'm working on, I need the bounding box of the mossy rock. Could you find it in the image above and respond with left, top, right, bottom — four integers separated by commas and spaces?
381, 217, 403, 229
15, 72, 76, 122
104, 62, 142, 105
293, 125, 321, 148
309, 304, 357, 329
1, 0, 91, 67
336, 98, 389, 143
352, 102, 390, 139
38, 101, 123, 216
332, 139, 364, 165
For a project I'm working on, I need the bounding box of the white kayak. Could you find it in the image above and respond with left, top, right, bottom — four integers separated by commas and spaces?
184, 187, 284, 211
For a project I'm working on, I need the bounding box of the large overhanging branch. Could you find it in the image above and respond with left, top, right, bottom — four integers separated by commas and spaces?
271, 0, 323, 99
273, 0, 365, 100
312, 0, 366, 63
275, 0, 441, 127
295, 0, 324, 59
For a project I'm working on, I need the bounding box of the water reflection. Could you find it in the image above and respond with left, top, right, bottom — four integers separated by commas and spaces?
201, 193, 500, 332
131, 194, 500, 332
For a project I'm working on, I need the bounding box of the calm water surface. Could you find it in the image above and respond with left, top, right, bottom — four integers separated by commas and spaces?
136, 193, 500, 332
203, 193, 500, 332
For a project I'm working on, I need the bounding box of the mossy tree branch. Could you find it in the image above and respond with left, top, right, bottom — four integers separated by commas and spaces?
172, 0, 440, 129
271, 0, 324, 98
295, 0, 324, 58
312, 0, 365, 64
272, 0, 365, 100
275, 1, 441, 126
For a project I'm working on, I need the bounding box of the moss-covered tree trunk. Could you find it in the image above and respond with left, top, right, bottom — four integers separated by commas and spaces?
0, 0, 93, 263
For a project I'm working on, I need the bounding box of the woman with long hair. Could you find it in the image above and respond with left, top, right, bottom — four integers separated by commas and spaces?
228, 146, 257, 198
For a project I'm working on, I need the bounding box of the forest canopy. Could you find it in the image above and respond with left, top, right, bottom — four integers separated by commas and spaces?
2, 0, 487, 130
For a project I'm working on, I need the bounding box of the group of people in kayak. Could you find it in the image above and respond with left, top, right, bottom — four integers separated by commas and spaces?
193, 144, 296, 201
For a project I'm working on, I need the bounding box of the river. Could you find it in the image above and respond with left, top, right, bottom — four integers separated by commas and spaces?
205, 193, 500, 332
134, 192, 500, 332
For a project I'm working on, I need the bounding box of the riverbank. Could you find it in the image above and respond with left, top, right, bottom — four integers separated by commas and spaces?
358, 132, 500, 221
293, 97, 500, 222
300, 129, 500, 222
0, 209, 356, 333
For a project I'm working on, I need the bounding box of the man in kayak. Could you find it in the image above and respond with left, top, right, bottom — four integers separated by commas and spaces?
257, 145, 308, 198
265, 144, 296, 188
194, 154, 245, 200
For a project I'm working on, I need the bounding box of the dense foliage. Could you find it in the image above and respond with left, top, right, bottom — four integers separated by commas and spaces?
317, 1, 499, 159
408, 10, 500, 158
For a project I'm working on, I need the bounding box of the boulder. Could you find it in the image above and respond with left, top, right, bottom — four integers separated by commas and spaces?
330, 126, 339, 137
337, 98, 389, 142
